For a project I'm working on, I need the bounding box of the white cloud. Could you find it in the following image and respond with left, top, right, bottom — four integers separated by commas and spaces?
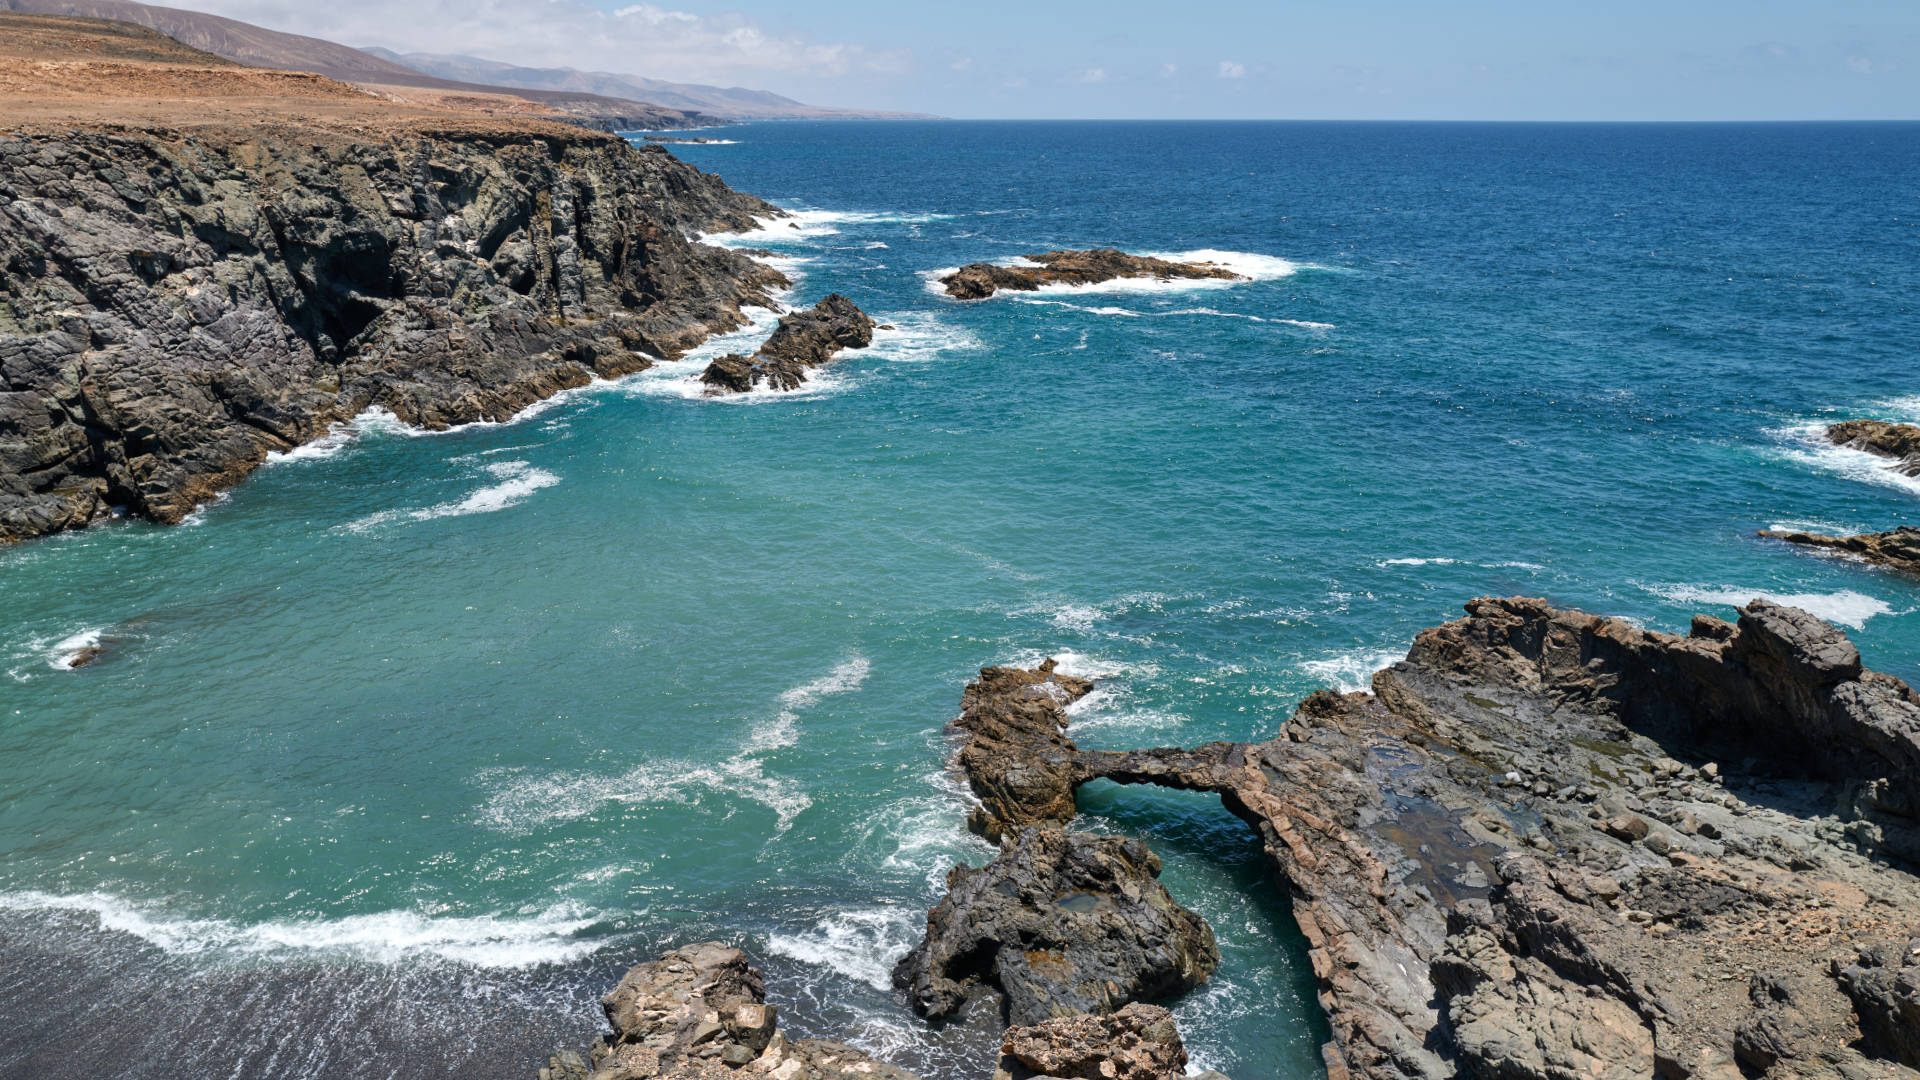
172, 0, 907, 84
1218, 60, 1247, 79
1076, 67, 1109, 84
949, 56, 974, 72
1159, 62, 1179, 78
1846, 56, 1878, 74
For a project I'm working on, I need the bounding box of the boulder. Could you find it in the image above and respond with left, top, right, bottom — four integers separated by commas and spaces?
993, 1003, 1189, 1080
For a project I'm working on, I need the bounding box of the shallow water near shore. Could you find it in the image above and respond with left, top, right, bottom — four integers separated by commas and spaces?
5, 119, 1920, 1079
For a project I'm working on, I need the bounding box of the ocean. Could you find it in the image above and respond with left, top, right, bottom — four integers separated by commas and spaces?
4, 119, 1919, 1079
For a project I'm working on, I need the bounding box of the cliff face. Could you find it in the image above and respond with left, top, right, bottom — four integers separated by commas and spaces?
0, 130, 785, 540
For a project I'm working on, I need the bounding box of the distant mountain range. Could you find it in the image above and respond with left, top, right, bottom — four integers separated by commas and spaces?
360, 49, 928, 122
0, 0, 923, 128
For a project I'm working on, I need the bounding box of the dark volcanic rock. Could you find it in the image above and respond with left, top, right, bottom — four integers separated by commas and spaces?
1760, 525, 1920, 578
953, 658, 1096, 842
699, 294, 875, 394
579, 942, 920, 1080
1828, 419, 1920, 476
0, 130, 787, 542
948, 598, 1920, 1080
994, 1003, 1189, 1080
894, 825, 1219, 1026
939, 249, 1243, 300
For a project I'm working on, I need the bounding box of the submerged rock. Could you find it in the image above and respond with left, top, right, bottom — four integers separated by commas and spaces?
939, 250, 1242, 300
577, 942, 920, 1080
1829, 419, 1920, 475
699, 294, 875, 394
894, 825, 1218, 1026
939, 598, 1920, 1080
1760, 524, 1920, 578
994, 1003, 1189, 1080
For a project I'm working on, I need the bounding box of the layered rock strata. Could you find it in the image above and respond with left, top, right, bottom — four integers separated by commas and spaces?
939, 250, 1242, 300
0, 127, 785, 540
897, 659, 1220, 1027
699, 294, 875, 395
1760, 525, 1920, 578
1829, 420, 1920, 476
950, 599, 1920, 1080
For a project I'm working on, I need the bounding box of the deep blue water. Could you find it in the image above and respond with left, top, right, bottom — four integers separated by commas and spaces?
4, 120, 1920, 1080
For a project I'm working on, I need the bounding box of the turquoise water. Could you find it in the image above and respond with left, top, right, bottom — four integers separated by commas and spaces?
5, 120, 1920, 1079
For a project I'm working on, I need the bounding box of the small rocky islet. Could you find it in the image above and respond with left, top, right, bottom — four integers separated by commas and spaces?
938, 249, 1245, 300
1759, 420, 1920, 577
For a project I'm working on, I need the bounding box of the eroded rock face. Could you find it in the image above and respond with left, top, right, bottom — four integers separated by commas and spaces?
952, 658, 1095, 842
699, 294, 874, 394
1829, 420, 1920, 476
581, 943, 921, 1080
955, 598, 1920, 1080
994, 1003, 1189, 1080
1760, 525, 1920, 579
939, 250, 1242, 300
0, 131, 786, 541
894, 825, 1218, 1026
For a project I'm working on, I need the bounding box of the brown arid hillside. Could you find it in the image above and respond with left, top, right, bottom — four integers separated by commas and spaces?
0, 0, 708, 130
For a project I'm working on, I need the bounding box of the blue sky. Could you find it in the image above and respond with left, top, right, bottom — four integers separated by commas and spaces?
194, 0, 1920, 118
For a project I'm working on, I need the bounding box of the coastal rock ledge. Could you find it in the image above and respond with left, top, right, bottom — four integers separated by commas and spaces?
699, 294, 875, 394
939, 250, 1242, 300
1760, 525, 1920, 578
938, 598, 1920, 1080
0, 129, 785, 542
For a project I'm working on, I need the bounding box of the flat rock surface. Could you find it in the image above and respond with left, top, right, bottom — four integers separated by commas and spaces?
939, 249, 1242, 300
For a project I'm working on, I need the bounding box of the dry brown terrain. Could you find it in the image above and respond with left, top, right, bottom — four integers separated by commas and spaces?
0, 11, 617, 141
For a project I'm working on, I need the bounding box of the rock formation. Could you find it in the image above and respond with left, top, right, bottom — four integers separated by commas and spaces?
1829, 420, 1920, 476
0, 22, 791, 542
993, 1003, 1189, 1080
946, 598, 1920, 1080
1760, 525, 1920, 577
699, 294, 875, 395
578, 942, 921, 1080
939, 250, 1242, 300
894, 825, 1218, 1026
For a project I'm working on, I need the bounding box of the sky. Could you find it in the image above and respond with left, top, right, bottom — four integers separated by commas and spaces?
179, 0, 1920, 119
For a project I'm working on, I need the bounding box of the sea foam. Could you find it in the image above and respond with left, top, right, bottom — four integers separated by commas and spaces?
1298, 647, 1407, 693
0, 890, 600, 968
1638, 583, 1895, 630
344, 460, 559, 533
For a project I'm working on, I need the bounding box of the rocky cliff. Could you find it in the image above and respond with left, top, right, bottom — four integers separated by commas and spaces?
0, 127, 785, 540
920, 599, 1920, 1080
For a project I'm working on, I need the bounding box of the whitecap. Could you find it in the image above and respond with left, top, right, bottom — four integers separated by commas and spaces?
703, 208, 955, 248
1768, 421, 1920, 498
1298, 648, 1406, 693
38, 627, 105, 670
0, 891, 600, 968
344, 460, 559, 532
1637, 583, 1895, 630
765, 907, 922, 991
866, 312, 984, 364
1377, 557, 1458, 567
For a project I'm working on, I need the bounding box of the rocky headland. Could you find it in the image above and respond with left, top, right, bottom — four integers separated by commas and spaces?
1828, 420, 1920, 477
1760, 526, 1920, 578
896, 598, 1920, 1080
0, 13, 790, 541
699, 294, 875, 395
939, 250, 1243, 300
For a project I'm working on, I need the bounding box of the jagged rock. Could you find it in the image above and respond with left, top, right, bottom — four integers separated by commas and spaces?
952, 658, 1095, 842
939, 250, 1242, 300
579, 943, 919, 1080
950, 598, 1920, 1080
1760, 525, 1920, 578
539, 1050, 591, 1080
1828, 419, 1920, 476
895, 825, 1218, 1026
993, 1003, 1189, 1080
1837, 941, 1920, 1068
0, 128, 787, 542
699, 294, 874, 394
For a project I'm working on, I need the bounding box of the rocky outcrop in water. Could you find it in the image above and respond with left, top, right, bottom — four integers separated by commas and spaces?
1828, 420, 1920, 476
950, 598, 1920, 1080
895, 824, 1219, 1026
579, 942, 921, 1080
939, 250, 1242, 300
1760, 525, 1920, 578
698, 294, 874, 395
994, 1003, 1189, 1080
897, 657, 1218, 1027
0, 128, 786, 541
